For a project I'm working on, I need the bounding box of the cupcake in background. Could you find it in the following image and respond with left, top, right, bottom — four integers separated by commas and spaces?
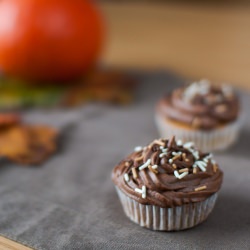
112, 137, 223, 231
155, 79, 241, 152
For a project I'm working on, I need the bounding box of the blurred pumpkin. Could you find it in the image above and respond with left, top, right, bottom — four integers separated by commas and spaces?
0, 0, 104, 82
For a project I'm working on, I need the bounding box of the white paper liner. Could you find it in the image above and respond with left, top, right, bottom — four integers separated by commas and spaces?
155, 114, 241, 152
115, 187, 218, 231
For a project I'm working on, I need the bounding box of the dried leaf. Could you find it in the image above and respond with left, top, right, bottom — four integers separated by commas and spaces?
0, 125, 58, 165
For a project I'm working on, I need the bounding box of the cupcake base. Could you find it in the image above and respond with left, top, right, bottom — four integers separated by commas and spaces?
155, 114, 241, 152
115, 187, 218, 231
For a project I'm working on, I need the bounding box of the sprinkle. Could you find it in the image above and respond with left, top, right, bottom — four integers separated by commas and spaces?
174, 170, 188, 179
142, 185, 147, 199
149, 165, 158, 174
182, 153, 190, 162
192, 151, 200, 160
183, 142, 194, 149
135, 155, 144, 162
196, 161, 207, 167
211, 159, 217, 165
169, 159, 173, 164
172, 154, 181, 161
159, 152, 168, 158
215, 104, 227, 113
124, 173, 129, 182
195, 161, 207, 172
152, 165, 158, 170
193, 167, 197, 174
203, 158, 209, 163
132, 168, 138, 179
135, 186, 146, 198
172, 152, 182, 156
222, 84, 233, 97
139, 159, 151, 170
177, 140, 183, 146
213, 164, 218, 173
200, 79, 210, 87
125, 161, 130, 167
134, 146, 143, 152
179, 172, 188, 179
195, 185, 207, 192
153, 139, 165, 147
207, 153, 213, 159
179, 168, 189, 173
197, 165, 206, 172
161, 148, 168, 153
172, 163, 177, 169
135, 188, 143, 194
174, 170, 180, 179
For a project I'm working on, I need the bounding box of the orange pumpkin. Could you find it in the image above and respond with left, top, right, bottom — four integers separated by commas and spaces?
0, 0, 104, 81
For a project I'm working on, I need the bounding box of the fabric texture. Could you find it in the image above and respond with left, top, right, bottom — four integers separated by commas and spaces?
0, 72, 249, 250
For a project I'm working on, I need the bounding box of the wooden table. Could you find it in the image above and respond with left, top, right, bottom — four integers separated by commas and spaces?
1, 2, 250, 250
0, 236, 32, 250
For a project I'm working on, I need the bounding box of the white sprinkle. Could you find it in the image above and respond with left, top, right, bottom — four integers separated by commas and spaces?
206, 153, 213, 159
172, 152, 181, 156
160, 146, 164, 149
196, 161, 207, 167
174, 170, 188, 179
135, 188, 143, 194
179, 172, 188, 179
161, 148, 168, 153
124, 173, 129, 182
139, 159, 151, 170
159, 152, 168, 158
200, 79, 210, 86
152, 165, 158, 170
198, 165, 206, 172
174, 170, 180, 179
183, 142, 194, 149
134, 146, 143, 152
177, 140, 183, 146
169, 159, 173, 164
183, 80, 211, 101
196, 161, 207, 172
192, 151, 199, 160
211, 159, 217, 165
142, 185, 146, 199
203, 154, 213, 163
222, 84, 233, 96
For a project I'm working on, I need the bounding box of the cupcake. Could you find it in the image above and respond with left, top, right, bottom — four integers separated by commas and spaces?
155, 79, 241, 152
112, 136, 223, 231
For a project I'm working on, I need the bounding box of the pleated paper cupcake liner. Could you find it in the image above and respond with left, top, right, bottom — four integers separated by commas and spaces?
115, 187, 218, 231
155, 114, 241, 152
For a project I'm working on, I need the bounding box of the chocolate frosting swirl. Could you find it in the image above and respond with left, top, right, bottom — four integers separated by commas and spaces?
157, 79, 239, 130
112, 137, 223, 208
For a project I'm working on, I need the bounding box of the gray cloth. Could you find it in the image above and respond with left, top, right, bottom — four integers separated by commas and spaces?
0, 72, 249, 250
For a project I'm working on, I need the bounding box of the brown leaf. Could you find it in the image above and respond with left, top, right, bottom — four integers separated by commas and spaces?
0, 125, 58, 165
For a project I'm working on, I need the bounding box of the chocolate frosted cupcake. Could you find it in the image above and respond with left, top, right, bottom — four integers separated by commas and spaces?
155, 79, 241, 151
112, 137, 223, 231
